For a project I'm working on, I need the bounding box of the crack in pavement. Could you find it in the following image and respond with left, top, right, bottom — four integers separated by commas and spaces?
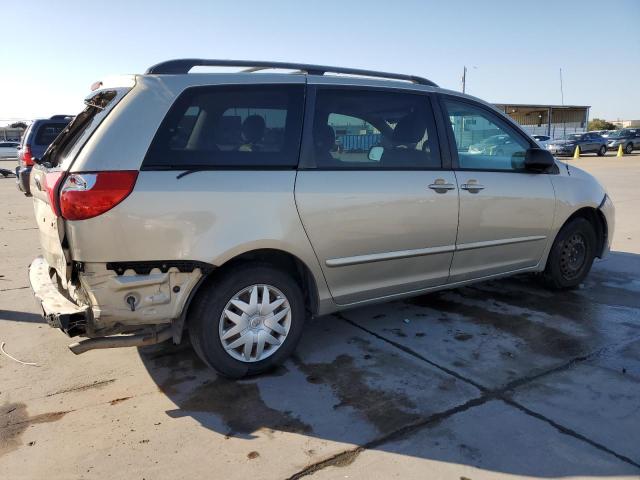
503, 398, 640, 469
287, 395, 490, 480
0, 286, 29, 292
500, 334, 640, 394
286, 313, 640, 478
334, 312, 488, 392
0, 227, 38, 232
45, 379, 117, 398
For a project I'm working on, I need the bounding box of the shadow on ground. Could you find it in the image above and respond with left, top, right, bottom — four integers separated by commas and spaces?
0, 309, 44, 323
132, 251, 639, 477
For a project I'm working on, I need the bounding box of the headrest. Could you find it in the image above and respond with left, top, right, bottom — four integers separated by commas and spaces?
392, 113, 426, 145
314, 124, 335, 150
242, 115, 266, 143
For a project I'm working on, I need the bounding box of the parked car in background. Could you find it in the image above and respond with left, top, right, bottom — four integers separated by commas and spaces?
27, 59, 614, 378
547, 132, 607, 156
596, 130, 616, 138
532, 134, 551, 148
468, 134, 522, 157
0, 141, 20, 159
605, 129, 640, 154
16, 115, 73, 195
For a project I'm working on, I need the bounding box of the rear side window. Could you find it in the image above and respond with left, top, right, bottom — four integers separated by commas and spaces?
144, 84, 305, 169
310, 89, 440, 169
34, 123, 67, 145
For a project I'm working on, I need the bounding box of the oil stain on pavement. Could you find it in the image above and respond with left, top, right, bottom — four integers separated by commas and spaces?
0, 403, 68, 457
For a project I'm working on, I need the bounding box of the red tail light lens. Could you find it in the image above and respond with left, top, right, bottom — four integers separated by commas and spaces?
22, 145, 34, 166
44, 171, 65, 216
59, 171, 138, 220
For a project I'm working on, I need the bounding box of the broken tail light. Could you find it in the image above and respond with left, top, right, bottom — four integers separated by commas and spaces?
59, 171, 138, 220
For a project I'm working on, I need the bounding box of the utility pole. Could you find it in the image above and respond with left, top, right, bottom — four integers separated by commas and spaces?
461, 66, 467, 94
560, 68, 566, 138
559, 68, 564, 106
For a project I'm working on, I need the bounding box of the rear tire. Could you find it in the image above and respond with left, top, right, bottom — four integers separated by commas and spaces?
188, 263, 306, 378
597, 145, 606, 156
543, 217, 596, 290
625, 143, 633, 154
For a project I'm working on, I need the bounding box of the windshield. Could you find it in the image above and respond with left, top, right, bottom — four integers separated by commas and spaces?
606, 131, 624, 138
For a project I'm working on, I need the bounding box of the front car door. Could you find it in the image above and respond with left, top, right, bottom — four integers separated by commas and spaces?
295, 83, 459, 305
440, 95, 556, 283
586, 133, 599, 152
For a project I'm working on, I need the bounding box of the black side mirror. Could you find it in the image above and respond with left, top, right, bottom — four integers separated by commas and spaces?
524, 148, 555, 172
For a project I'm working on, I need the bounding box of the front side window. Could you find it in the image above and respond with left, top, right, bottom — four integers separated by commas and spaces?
311, 89, 440, 169
144, 85, 304, 168
444, 98, 529, 171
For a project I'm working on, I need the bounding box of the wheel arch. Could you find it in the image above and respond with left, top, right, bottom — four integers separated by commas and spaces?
181, 248, 321, 336
218, 248, 320, 316
556, 206, 607, 259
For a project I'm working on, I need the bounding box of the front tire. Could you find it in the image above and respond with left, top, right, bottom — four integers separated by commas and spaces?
625, 143, 634, 154
543, 217, 597, 290
188, 264, 306, 378
597, 145, 606, 156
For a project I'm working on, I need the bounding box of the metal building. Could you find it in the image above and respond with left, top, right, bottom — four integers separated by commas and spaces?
494, 104, 590, 139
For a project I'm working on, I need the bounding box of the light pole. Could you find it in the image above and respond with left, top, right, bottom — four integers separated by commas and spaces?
461, 66, 477, 94
461, 66, 467, 94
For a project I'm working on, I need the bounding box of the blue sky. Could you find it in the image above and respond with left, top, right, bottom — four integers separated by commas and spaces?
1, 0, 638, 124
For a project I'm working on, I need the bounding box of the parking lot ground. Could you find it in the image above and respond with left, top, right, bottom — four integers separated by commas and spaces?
1, 154, 639, 479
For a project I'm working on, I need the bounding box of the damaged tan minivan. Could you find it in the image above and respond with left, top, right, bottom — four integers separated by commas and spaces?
28, 59, 614, 378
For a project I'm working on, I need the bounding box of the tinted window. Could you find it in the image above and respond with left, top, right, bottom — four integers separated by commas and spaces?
444, 98, 529, 171
34, 122, 67, 145
311, 89, 440, 169
144, 85, 305, 168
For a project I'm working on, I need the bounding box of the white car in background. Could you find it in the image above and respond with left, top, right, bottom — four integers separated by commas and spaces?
0, 141, 19, 159
532, 135, 551, 148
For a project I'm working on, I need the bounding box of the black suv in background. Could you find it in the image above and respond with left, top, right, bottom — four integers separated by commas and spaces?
606, 129, 640, 154
16, 115, 73, 195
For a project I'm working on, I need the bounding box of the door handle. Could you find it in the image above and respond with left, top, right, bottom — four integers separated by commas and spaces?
428, 179, 456, 193
461, 180, 485, 192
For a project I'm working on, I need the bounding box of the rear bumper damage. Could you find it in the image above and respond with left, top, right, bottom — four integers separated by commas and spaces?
28, 255, 207, 354
29, 255, 89, 336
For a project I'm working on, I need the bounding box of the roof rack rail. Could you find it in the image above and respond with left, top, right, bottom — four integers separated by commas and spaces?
145, 59, 438, 87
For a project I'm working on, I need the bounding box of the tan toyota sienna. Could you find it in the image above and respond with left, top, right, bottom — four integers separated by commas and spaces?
28, 60, 615, 378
